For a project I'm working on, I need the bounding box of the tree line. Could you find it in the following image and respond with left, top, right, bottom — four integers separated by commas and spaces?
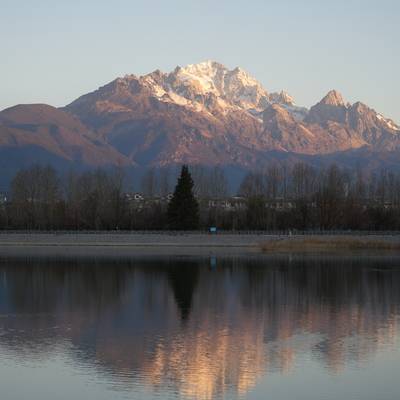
1, 163, 400, 231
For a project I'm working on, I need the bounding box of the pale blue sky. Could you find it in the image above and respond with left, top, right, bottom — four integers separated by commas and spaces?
1, 0, 399, 121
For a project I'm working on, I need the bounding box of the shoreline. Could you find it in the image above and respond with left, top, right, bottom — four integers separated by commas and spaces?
0, 233, 263, 247
0, 232, 399, 257
0, 232, 261, 256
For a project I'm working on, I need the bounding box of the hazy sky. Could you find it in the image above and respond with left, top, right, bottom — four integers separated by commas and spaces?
1, 0, 399, 121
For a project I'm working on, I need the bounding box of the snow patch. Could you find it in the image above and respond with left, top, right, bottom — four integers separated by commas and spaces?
377, 114, 400, 131
166, 91, 189, 106
282, 105, 308, 122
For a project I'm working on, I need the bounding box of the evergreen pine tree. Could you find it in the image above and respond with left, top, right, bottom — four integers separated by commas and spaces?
167, 165, 199, 230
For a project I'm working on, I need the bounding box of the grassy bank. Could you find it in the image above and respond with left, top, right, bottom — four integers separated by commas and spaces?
261, 236, 400, 253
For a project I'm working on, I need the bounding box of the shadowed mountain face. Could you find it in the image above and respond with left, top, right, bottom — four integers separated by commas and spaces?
0, 104, 130, 186
1, 62, 400, 187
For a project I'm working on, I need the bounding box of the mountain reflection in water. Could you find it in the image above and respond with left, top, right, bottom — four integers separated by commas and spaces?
0, 255, 399, 400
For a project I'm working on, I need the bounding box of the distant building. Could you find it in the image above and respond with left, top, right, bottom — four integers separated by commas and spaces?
125, 192, 175, 205
265, 198, 296, 210
125, 193, 145, 211
207, 197, 247, 211
207, 196, 299, 212
125, 192, 144, 201
0, 192, 8, 205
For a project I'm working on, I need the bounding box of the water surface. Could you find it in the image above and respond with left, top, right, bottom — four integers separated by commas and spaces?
0, 254, 399, 400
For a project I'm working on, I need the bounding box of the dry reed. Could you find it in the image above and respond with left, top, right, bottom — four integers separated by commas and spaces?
261, 236, 400, 252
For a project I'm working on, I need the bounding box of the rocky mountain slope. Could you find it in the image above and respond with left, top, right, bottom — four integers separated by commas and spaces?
261, 90, 400, 154
64, 61, 399, 166
0, 61, 399, 187
0, 104, 131, 187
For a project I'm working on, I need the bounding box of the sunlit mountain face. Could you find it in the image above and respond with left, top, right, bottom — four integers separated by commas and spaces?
1, 61, 400, 189
0, 255, 400, 399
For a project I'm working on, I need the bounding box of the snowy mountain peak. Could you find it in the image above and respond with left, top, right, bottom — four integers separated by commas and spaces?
76, 62, 308, 123
97, 62, 307, 120
173, 61, 225, 94
320, 90, 346, 107
270, 91, 295, 106
180, 60, 225, 75
167, 61, 270, 111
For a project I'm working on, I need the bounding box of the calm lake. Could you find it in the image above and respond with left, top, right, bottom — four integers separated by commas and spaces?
0, 253, 399, 399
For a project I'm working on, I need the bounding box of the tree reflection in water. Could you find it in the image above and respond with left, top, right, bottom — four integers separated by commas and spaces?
0, 254, 399, 399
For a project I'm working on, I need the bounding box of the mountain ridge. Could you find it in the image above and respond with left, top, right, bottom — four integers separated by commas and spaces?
0, 61, 399, 188
64, 61, 399, 161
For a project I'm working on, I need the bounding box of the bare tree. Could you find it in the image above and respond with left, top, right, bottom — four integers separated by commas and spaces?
141, 168, 157, 197
209, 166, 228, 198
264, 164, 281, 200
11, 165, 62, 229
159, 166, 172, 197
315, 165, 346, 229
238, 172, 265, 198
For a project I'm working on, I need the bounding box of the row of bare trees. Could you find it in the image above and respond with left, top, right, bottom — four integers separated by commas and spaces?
238, 164, 400, 230
0, 165, 228, 230
3, 167, 127, 230
1, 163, 400, 230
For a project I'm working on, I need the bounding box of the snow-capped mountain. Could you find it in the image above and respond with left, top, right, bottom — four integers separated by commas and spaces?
0, 61, 399, 187
65, 61, 399, 161
96, 60, 274, 118
168, 61, 271, 112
